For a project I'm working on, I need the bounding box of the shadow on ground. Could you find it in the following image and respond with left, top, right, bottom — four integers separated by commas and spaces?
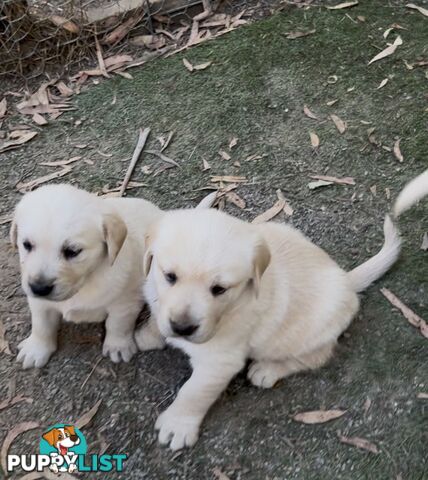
0, 1, 427, 479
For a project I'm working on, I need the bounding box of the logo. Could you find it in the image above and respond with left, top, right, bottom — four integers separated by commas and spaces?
7, 424, 127, 475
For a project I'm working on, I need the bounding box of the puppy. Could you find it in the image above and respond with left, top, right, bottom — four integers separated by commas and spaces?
42, 425, 80, 473
136, 169, 428, 450
12, 184, 162, 368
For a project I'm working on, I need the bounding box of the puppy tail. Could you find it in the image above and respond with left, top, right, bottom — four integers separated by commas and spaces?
347, 168, 428, 293
393, 168, 428, 217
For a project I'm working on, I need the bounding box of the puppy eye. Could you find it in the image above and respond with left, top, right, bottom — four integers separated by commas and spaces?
23, 240, 33, 252
165, 272, 177, 285
211, 285, 227, 296
63, 247, 82, 260
58, 435, 63, 440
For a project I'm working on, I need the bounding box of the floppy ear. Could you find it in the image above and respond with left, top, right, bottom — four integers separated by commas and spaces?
252, 240, 271, 297
42, 429, 57, 446
9, 217, 17, 251
64, 425, 75, 436
102, 213, 128, 265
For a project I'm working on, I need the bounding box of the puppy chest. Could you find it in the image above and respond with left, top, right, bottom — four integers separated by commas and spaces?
63, 308, 107, 324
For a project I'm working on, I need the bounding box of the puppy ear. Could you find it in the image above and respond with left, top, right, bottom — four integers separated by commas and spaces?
42, 430, 56, 446
9, 217, 17, 251
252, 240, 271, 296
64, 425, 75, 436
102, 213, 128, 265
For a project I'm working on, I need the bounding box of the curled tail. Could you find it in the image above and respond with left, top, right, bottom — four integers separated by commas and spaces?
347, 168, 428, 293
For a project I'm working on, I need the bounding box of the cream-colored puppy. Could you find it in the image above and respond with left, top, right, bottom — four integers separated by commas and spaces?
136, 169, 427, 451
11, 184, 162, 368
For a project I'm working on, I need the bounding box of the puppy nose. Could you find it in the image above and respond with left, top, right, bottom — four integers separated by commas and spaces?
29, 279, 54, 297
170, 320, 198, 337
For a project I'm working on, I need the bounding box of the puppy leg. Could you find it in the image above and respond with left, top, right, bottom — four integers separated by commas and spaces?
103, 301, 140, 363
135, 315, 165, 351
248, 342, 335, 388
156, 357, 244, 451
17, 299, 61, 369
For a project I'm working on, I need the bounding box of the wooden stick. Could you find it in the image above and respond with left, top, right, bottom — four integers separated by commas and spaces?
119, 128, 150, 197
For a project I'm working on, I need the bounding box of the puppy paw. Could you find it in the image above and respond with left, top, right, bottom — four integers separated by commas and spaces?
17, 335, 56, 369
49, 464, 59, 474
247, 360, 284, 389
135, 324, 165, 351
68, 464, 77, 473
103, 335, 137, 363
155, 407, 200, 451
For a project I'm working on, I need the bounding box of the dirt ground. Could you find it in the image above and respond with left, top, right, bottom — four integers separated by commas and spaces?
0, 1, 427, 479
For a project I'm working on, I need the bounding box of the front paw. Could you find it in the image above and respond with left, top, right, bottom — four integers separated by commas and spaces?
68, 464, 77, 473
135, 323, 165, 351
49, 463, 59, 473
155, 407, 200, 451
17, 335, 56, 369
102, 335, 137, 363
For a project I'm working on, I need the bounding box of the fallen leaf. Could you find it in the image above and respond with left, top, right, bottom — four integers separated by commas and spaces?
368, 36, 403, 65
309, 175, 355, 185
252, 198, 286, 224
1, 422, 40, 474
385, 187, 391, 199
202, 158, 211, 171
50, 15, 79, 34
383, 27, 393, 39
219, 150, 231, 161
55, 81, 73, 97
74, 144, 87, 149
245, 154, 262, 162
417, 392, 428, 399
276, 189, 293, 216
377, 78, 389, 89
0, 319, 11, 355
225, 191, 246, 209
193, 61, 212, 71
16, 166, 73, 193
292, 410, 346, 424
393, 139, 404, 162
326, 99, 338, 106
183, 58, 194, 72
211, 175, 247, 183
229, 137, 238, 149
213, 468, 231, 480
104, 16, 142, 45
32, 113, 48, 125
381, 288, 428, 338
104, 54, 134, 70
116, 71, 133, 79
0, 98, 7, 118
308, 179, 334, 190
75, 399, 102, 429
310, 131, 320, 148
421, 233, 428, 251
327, 1, 359, 10
357, 15, 366, 21
146, 150, 179, 167
339, 434, 379, 454
39, 156, 81, 167
370, 185, 377, 196
406, 3, 428, 17
284, 29, 316, 39
303, 105, 318, 120
330, 114, 346, 133
0, 131, 38, 154
0, 394, 33, 411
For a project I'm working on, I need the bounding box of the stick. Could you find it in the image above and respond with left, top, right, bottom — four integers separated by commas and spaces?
119, 128, 150, 197
80, 357, 103, 391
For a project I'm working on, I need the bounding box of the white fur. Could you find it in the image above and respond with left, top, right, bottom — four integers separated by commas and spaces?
394, 168, 428, 217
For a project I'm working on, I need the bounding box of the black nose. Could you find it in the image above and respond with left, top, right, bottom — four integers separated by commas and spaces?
170, 320, 198, 337
29, 280, 54, 297
70, 435, 78, 442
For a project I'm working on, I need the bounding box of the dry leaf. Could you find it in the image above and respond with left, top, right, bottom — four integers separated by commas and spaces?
284, 30, 316, 39
0, 131, 38, 154
0, 394, 33, 411
377, 78, 389, 89
1, 422, 40, 474
417, 392, 428, 399
104, 16, 141, 45
421, 233, 428, 251
32, 113, 48, 125
225, 191, 246, 209
229, 137, 238, 149
104, 54, 134, 70
368, 36, 403, 65
330, 114, 346, 133
308, 180, 334, 190
310, 131, 320, 148
245, 154, 262, 162
406, 3, 428, 17
370, 185, 377, 196
146, 150, 179, 167
252, 198, 286, 224
383, 27, 393, 39
55, 81, 73, 97
385, 187, 391, 200
116, 71, 133, 79
339, 435, 379, 454
326, 99, 338, 106
213, 468, 231, 480
219, 150, 231, 161
183, 58, 194, 72
0, 98, 7, 118
357, 15, 366, 21
16, 166, 73, 193
50, 15, 79, 34
393, 139, 404, 162
292, 410, 346, 424
193, 61, 212, 71
303, 105, 318, 120
39, 156, 81, 167
202, 158, 211, 171
381, 288, 428, 338
211, 175, 247, 183
0, 319, 11, 355
309, 175, 355, 185
327, 1, 359, 9
75, 399, 102, 429
276, 189, 293, 216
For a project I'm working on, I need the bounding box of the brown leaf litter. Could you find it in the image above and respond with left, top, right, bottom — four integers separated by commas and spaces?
368, 36, 403, 65
1, 422, 40, 475
339, 434, 379, 454
292, 410, 346, 424
327, 1, 359, 9
309, 175, 355, 185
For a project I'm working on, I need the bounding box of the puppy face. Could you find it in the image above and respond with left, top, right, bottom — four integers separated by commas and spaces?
43, 426, 80, 454
11, 185, 127, 302
146, 209, 270, 343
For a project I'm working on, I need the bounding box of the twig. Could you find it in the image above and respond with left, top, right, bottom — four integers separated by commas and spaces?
94, 35, 108, 78
81, 357, 103, 391
119, 128, 151, 197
